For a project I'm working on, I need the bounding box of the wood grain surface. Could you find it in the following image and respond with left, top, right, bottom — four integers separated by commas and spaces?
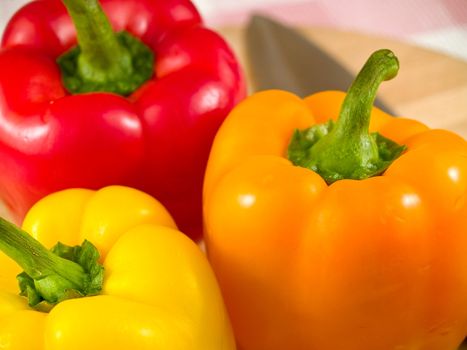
0, 26, 466, 349
217, 26, 467, 138
216, 28, 467, 348
0, 201, 10, 220
1, 29, 466, 219
1, 28, 467, 218
217, 29, 467, 348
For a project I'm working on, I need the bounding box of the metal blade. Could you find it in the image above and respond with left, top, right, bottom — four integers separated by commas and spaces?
245, 14, 394, 114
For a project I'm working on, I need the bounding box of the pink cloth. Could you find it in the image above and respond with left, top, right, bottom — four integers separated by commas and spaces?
196, 0, 467, 61
205, 0, 465, 36
1, 0, 467, 59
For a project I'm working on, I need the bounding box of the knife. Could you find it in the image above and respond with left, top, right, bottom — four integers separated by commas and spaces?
245, 14, 395, 114
245, 16, 467, 350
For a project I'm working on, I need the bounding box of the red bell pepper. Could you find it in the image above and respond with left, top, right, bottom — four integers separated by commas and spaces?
0, 0, 245, 240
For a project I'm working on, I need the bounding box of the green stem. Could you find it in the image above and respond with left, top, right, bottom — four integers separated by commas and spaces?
57, 0, 154, 95
62, 0, 129, 78
288, 49, 406, 183
334, 49, 398, 137
0, 217, 103, 307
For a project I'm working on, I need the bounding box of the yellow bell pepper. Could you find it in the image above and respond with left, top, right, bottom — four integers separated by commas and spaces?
0, 186, 235, 350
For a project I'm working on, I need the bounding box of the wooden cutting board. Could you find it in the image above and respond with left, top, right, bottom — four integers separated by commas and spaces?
217, 26, 467, 138
220, 28, 467, 350
1, 28, 467, 219
0, 26, 466, 350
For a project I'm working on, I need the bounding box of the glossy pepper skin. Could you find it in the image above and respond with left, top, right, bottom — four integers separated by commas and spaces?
0, 186, 235, 350
0, 0, 245, 240
203, 53, 467, 350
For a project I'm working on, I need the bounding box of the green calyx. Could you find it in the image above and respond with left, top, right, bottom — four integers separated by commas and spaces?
57, 0, 154, 96
0, 217, 104, 309
288, 49, 406, 183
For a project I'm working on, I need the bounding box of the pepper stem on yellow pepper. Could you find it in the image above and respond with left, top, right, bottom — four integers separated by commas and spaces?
288, 49, 406, 183
57, 0, 154, 95
0, 217, 103, 308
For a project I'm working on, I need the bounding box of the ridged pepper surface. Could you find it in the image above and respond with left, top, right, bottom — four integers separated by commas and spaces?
0, 0, 245, 240
204, 50, 467, 350
0, 186, 235, 349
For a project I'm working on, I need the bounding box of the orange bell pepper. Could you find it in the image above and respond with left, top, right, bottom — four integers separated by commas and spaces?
203, 50, 467, 350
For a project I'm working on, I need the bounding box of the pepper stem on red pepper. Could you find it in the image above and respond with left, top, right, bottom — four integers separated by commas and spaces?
288, 49, 406, 183
0, 217, 103, 308
57, 0, 154, 96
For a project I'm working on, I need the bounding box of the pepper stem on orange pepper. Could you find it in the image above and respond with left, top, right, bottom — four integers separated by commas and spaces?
0, 217, 103, 307
57, 0, 154, 95
288, 49, 406, 183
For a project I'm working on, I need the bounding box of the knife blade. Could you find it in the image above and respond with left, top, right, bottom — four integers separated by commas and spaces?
245, 14, 395, 114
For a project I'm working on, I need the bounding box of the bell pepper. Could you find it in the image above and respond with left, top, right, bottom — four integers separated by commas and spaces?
0, 0, 245, 240
203, 50, 467, 350
0, 186, 235, 349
